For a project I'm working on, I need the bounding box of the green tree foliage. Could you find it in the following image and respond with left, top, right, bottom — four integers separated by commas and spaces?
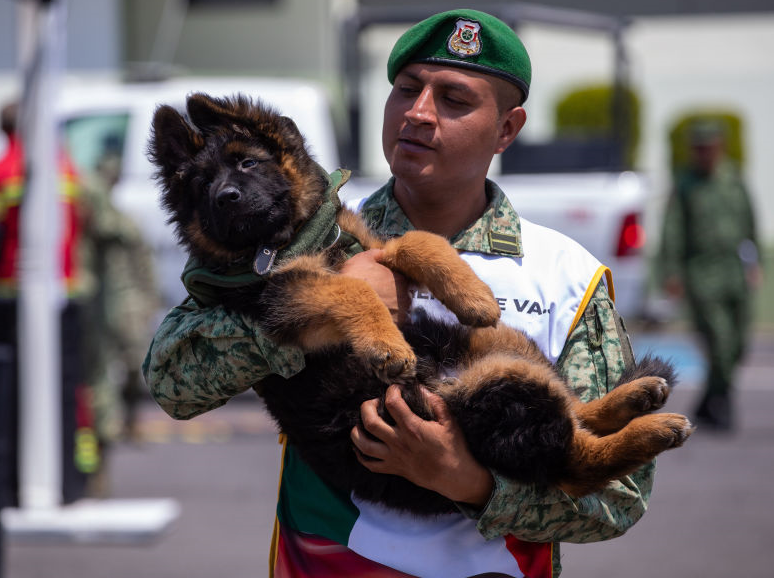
555, 83, 641, 169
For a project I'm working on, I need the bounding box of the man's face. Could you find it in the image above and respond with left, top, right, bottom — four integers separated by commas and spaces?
382, 63, 524, 191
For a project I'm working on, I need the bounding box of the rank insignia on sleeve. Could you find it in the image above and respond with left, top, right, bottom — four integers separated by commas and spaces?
447, 19, 482, 58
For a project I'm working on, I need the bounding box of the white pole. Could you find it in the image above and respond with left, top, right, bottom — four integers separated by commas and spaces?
17, 0, 66, 510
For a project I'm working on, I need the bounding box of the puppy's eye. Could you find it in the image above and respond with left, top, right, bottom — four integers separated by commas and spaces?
241, 159, 257, 169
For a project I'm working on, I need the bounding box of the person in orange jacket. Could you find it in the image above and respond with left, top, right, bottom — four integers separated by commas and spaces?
0, 99, 92, 506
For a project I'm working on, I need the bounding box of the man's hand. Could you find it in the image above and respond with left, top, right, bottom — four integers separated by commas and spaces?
351, 384, 494, 508
339, 249, 410, 323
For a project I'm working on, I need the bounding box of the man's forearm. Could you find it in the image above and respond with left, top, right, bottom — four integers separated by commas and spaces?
472, 463, 652, 543
143, 299, 305, 419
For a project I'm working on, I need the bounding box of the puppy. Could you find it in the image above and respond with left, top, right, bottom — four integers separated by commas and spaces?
149, 93, 693, 515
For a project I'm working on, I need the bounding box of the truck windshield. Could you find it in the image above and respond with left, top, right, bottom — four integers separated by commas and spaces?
63, 113, 130, 182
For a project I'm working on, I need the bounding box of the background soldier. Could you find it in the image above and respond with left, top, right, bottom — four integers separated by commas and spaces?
79, 135, 160, 494
660, 119, 762, 430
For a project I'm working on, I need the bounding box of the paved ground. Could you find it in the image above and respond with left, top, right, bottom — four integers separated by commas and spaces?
3, 330, 774, 578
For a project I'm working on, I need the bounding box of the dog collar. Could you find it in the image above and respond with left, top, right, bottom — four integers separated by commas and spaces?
252, 223, 342, 275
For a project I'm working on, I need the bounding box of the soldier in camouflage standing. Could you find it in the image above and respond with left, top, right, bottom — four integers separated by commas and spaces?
79, 138, 160, 495
660, 119, 762, 431
145, 9, 655, 577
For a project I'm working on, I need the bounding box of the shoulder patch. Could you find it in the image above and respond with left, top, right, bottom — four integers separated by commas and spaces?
488, 231, 522, 255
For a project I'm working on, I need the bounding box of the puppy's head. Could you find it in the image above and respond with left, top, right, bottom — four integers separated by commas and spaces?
148, 92, 328, 267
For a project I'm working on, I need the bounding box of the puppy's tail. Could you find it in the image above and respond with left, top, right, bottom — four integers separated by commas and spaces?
618, 354, 678, 389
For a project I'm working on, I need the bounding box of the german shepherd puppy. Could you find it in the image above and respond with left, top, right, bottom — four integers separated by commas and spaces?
149, 93, 692, 514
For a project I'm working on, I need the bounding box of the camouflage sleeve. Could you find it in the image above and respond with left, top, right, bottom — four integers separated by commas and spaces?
468, 281, 654, 544
142, 298, 306, 420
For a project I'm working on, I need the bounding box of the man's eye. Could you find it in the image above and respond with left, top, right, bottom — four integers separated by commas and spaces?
241, 158, 257, 169
444, 96, 467, 107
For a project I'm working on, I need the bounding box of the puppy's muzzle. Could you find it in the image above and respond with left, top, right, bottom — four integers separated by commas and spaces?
215, 186, 242, 208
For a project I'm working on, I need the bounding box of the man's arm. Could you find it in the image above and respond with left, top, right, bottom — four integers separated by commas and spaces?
143, 250, 405, 420
142, 298, 305, 420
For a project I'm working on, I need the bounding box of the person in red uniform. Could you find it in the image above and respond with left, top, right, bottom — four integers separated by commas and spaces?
0, 99, 90, 509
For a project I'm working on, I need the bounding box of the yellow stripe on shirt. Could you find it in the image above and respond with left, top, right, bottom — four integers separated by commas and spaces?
567, 265, 615, 338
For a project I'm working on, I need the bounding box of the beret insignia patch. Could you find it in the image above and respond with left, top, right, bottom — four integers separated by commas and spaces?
447, 18, 482, 58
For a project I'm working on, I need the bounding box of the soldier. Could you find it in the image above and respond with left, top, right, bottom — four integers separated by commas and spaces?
660, 119, 761, 431
78, 135, 160, 494
144, 9, 653, 577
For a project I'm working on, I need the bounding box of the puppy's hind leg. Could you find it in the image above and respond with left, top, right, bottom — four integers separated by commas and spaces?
437, 354, 575, 487
559, 413, 694, 497
571, 356, 677, 435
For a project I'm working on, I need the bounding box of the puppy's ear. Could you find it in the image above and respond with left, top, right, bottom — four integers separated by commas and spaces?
277, 115, 306, 152
187, 92, 234, 134
148, 104, 203, 182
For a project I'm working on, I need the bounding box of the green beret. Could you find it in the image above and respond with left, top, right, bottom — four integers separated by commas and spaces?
387, 9, 532, 102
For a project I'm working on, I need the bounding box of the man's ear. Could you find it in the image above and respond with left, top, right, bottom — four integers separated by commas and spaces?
495, 106, 527, 154
147, 104, 203, 182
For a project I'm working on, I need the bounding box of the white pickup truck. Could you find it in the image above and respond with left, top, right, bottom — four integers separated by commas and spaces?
56, 75, 648, 318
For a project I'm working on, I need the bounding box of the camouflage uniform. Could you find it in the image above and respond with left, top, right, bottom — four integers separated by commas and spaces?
144, 178, 651, 576
660, 158, 758, 420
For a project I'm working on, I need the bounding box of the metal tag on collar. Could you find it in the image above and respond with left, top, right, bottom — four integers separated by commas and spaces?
253, 246, 278, 275
323, 224, 342, 250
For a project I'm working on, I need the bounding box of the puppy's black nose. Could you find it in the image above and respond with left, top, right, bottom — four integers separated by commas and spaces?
216, 186, 241, 207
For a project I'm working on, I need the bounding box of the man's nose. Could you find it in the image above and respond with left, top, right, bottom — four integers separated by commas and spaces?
405, 87, 436, 125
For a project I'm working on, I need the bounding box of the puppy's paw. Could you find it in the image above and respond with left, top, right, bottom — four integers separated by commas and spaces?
357, 337, 416, 384
660, 413, 695, 448
629, 377, 671, 413
645, 413, 695, 450
451, 292, 501, 327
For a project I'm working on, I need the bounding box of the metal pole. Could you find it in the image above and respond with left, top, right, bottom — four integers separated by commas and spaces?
17, 0, 65, 510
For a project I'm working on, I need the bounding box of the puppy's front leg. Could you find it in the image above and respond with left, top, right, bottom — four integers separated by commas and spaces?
260, 256, 416, 383
380, 231, 500, 327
